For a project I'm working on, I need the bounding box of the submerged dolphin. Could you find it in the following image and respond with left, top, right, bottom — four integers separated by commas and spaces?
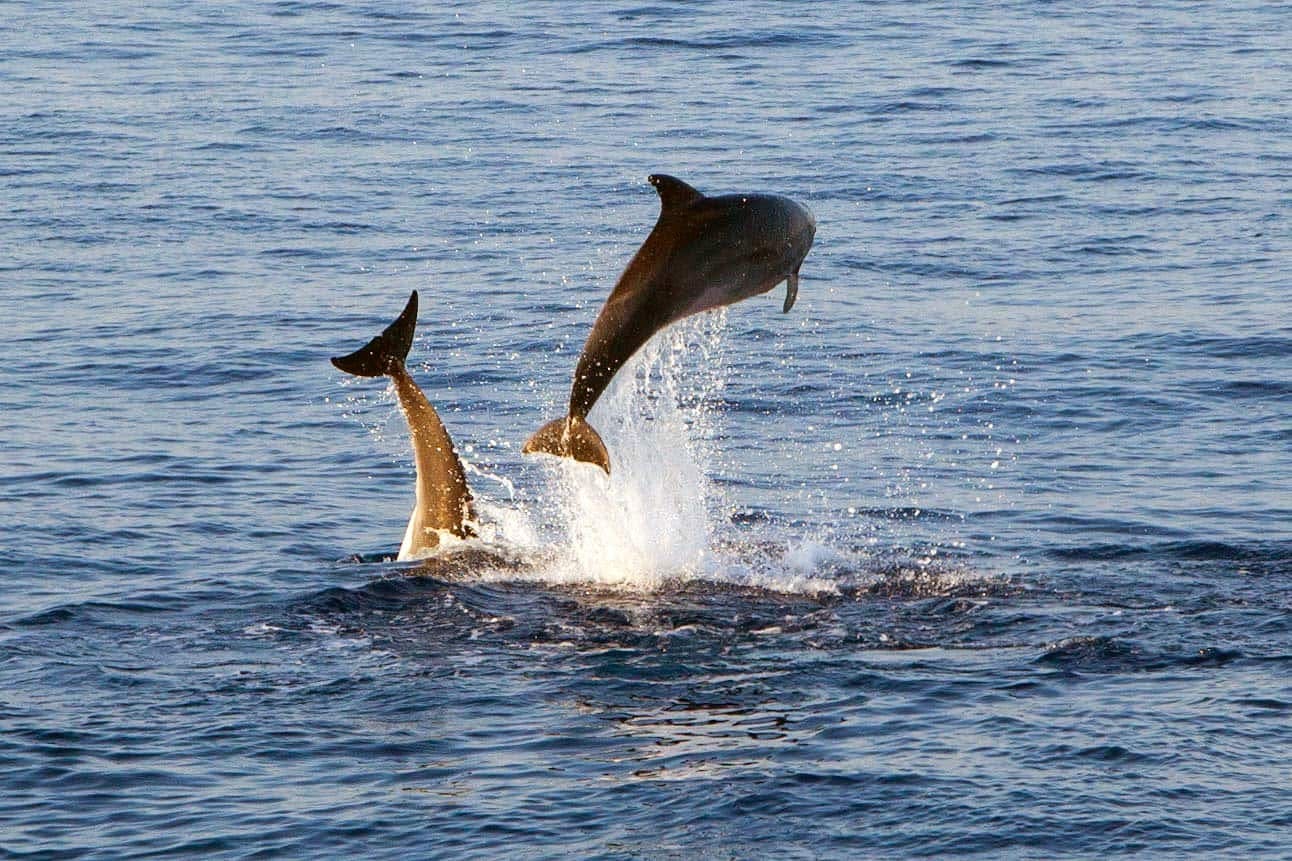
332, 291, 475, 560
523, 174, 816, 473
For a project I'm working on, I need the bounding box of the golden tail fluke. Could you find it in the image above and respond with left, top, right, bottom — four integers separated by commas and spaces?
522, 415, 611, 474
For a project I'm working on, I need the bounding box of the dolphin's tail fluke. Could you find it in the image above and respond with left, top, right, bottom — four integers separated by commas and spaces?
522, 415, 611, 475
331, 291, 419, 377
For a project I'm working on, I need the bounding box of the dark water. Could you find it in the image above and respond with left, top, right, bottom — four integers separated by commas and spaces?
3, 2, 1290, 857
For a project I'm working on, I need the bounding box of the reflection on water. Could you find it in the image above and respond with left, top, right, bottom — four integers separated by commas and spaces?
612, 690, 803, 781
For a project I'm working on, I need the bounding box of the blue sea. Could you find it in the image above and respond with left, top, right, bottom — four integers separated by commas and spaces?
3, 2, 1289, 858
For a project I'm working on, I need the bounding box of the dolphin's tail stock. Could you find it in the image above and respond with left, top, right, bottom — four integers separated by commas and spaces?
331, 290, 477, 558
331, 290, 419, 377
523, 415, 611, 475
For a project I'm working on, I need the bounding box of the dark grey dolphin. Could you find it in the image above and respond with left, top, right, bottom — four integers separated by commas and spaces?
332, 291, 475, 559
523, 174, 816, 473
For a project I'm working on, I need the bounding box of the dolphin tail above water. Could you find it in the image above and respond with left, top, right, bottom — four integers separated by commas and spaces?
523, 414, 610, 475
330, 289, 419, 378
331, 290, 476, 559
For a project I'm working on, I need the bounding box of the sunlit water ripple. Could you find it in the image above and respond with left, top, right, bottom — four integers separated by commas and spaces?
2, 1, 1289, 858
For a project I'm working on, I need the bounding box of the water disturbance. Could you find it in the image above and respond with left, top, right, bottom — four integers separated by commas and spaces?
2, 1, 1289, 858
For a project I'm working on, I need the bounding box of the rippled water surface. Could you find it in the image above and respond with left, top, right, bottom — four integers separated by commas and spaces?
3, 1, 1290, 857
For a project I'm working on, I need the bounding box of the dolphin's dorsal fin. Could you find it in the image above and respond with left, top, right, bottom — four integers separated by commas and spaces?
648, 174, 703, 213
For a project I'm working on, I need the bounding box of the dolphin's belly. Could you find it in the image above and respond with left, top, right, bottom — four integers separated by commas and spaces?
684, 261, 787, 316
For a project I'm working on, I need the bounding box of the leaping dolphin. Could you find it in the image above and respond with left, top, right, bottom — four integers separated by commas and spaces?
332, 291, 476, 560
523, 174, 816, 473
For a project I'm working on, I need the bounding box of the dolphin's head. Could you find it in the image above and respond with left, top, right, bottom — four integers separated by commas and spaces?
771, 196, 816, 312
741, 192, 816, 268
783, 196, 816, 263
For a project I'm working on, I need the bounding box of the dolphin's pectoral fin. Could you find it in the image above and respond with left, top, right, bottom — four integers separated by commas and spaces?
648, 174, 704, 213
522, 415, 611, 474
783, 271, 800, 313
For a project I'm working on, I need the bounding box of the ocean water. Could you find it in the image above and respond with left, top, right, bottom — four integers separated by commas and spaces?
2, 1, 1290, 857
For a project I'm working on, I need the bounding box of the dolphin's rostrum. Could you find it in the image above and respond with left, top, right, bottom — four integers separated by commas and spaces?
332, 291, 476, 560
523, 174, 817, 474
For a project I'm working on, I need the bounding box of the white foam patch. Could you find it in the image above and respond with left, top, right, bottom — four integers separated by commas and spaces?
473, 498, 541, 552
781, 538, 847, 577
705, 552, 840, 596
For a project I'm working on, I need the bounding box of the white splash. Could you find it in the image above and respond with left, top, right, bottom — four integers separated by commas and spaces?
536, 313, 730, 588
